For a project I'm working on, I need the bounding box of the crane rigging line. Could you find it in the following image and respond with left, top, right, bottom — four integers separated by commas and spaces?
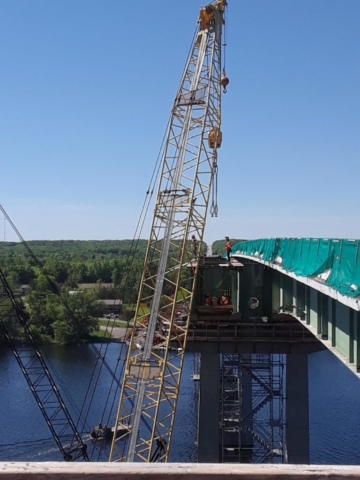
0, 0, 221, 461
0, 21, 200, 457
124, 21, 201, 397
90, 97, 178, 434
91, 133, 174, 459
127, 24, 199, 243
222, 3, 228, 72
92, 68, 200, 446
88, 113, 178, 460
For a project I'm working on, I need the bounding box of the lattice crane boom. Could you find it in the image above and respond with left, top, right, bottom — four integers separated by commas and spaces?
109, 0, 228, 463
0, 268, 89, 462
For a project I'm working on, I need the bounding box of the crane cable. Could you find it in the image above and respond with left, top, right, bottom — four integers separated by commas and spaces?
114, 24, 206, 461
112, 25, 201, 438
89, 91, 177, 461
211, 3, 228, 218
0, 153, 166, 460
94, 122, 171, 460
0, 23, 201, 463
210, 162, 218, 217
223, 3, 227, 74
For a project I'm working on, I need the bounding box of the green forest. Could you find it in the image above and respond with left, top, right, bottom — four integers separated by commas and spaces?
0, 238, 244, 345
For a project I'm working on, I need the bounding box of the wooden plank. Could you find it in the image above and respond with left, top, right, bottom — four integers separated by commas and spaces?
1, 463, 360, 479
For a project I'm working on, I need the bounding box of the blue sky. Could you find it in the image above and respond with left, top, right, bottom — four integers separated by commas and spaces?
1, 0, 359, 243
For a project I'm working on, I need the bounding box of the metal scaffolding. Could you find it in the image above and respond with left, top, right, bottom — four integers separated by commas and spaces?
220, 354, 285, 464
220, 354, 241, 463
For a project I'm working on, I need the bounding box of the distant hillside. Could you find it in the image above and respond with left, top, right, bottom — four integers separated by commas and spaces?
0, 238, 243, 260
0, 239, 148, 261
0, 238, 243, 288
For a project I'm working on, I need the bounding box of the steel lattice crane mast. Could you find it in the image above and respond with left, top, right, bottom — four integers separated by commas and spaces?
0, 268, 89, 462
109, 0, 228, 463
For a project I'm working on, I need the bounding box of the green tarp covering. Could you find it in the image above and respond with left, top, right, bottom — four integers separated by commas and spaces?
232, 238, 360, 299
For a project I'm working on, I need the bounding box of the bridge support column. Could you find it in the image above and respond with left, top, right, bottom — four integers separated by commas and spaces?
318, 292, 329, 340
198, 353, 220, 463
309, 288, 318, 332
356, 312, 360, 373
296, 281, 306, 320
272, 270, 282, 314
282, 275, 293, 310
286, 354, 309, 464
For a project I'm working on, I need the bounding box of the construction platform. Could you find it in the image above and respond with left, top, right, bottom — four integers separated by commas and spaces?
186, 317, 324, 354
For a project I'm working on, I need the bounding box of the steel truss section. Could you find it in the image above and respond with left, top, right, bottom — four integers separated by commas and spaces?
109, 1, 226, 463
220, 354, 285, 464
0, 268, 88, 462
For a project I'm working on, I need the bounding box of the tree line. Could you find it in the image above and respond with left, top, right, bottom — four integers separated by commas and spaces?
0, 238, 244, 345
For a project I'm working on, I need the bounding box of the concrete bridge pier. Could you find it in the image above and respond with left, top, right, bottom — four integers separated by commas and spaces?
197, 352, 311, 464
197, 353, 220, 463
197, 353, 254, 464
286, 354, 310, 464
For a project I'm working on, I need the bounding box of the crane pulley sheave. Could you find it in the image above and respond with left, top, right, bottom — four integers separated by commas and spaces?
109, 0, 227, 463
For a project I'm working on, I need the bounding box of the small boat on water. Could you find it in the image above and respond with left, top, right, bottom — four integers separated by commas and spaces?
91, 423, 130, 441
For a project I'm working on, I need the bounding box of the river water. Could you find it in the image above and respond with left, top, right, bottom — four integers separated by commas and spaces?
1, 344, 360, 464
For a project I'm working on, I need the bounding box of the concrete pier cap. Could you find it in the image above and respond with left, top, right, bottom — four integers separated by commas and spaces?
1, 463, 360, 479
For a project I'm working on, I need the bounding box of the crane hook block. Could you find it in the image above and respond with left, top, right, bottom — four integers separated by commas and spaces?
221, 75, 229, 93
208, 127, 222, 149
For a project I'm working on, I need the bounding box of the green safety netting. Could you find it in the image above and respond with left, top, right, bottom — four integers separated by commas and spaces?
231, 238, 360, 299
